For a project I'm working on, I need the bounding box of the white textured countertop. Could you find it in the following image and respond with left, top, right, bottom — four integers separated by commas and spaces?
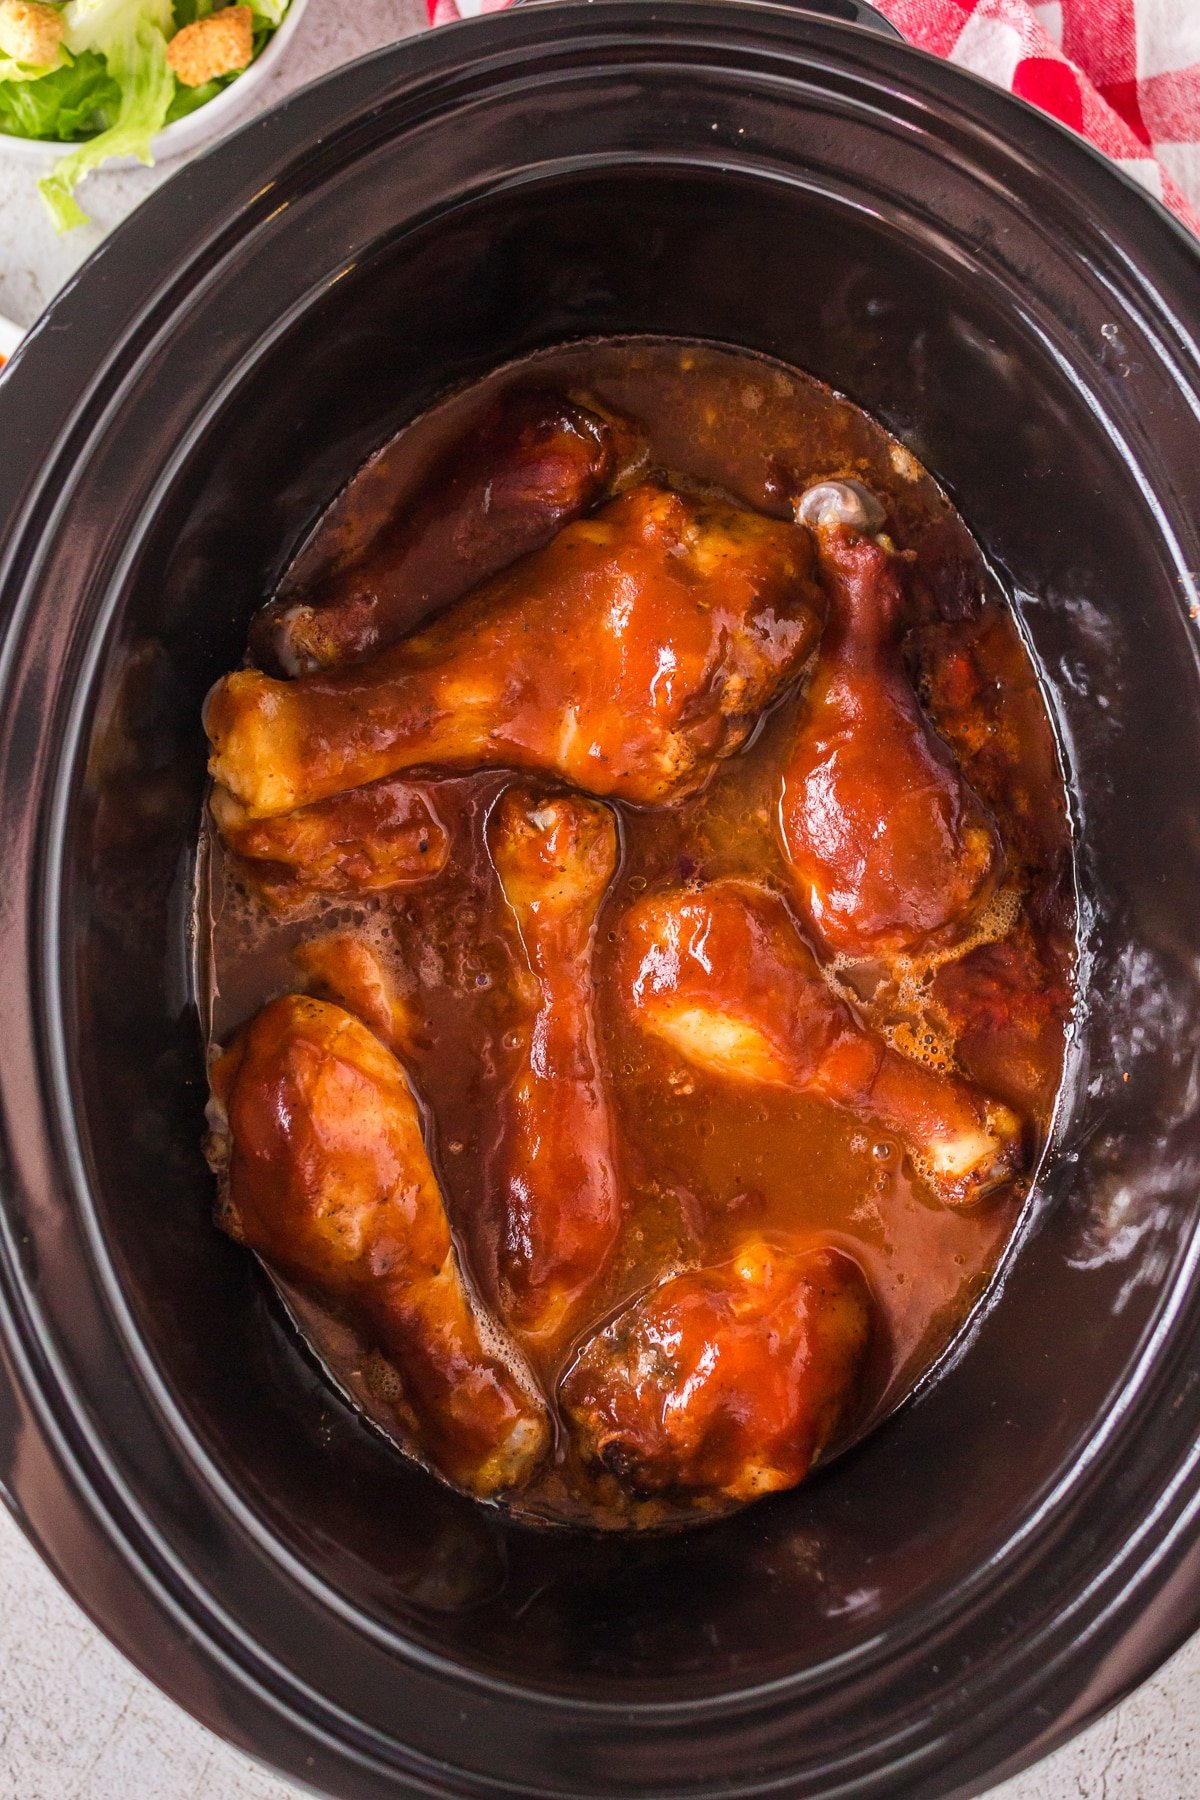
1, 6, 1198, 1797
0, 0, 425, 326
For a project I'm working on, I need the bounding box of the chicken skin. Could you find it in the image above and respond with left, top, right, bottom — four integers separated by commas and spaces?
212, 775, 448, 912
205, 483, 824, 818
488, 786, 623, 1343
210, 996, 549, 1495
292, 930, 419, 1059
780, 511, 1004, 959
562, 1238, 872, 1500
618, 880, 1023, 1207
249, 390, 638, 675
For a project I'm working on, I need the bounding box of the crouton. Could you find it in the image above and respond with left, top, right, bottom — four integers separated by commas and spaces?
166, 5, 254, 88
0, 0, 64, 68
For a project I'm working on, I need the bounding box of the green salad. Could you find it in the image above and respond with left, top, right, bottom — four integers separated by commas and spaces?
0, 0, 291, 231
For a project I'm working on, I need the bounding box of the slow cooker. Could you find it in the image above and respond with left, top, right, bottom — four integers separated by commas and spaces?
0, 5, 1198, 1795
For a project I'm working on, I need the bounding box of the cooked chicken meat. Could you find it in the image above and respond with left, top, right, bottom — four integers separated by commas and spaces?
211, 774, 448, 912
199, 345, 1074, 1530
205, 482, 823, 817
249, 389, 640, 675
291, 930, 419, 1059
210, 996, 549, 1495
488, 785, 623, 1342
780, 505, 1004, 959
562, 1238, 872, 1500
618, 880, 1023, 1207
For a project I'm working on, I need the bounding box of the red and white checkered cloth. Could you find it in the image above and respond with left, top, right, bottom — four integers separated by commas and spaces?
426, 0, 1200, 234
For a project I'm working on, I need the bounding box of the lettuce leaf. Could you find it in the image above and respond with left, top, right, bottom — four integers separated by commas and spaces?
4, 0, 291, 231
0, 49, 119, 138
39, 0, 175, 230
0, 51, 69, 83
162, 69, 216, 120
63, 0, 174, 61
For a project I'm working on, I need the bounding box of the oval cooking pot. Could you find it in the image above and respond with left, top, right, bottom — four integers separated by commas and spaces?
0, 6, 1198, 1797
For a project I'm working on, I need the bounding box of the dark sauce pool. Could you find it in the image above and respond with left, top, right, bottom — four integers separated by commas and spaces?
199, 339, 1077, 1529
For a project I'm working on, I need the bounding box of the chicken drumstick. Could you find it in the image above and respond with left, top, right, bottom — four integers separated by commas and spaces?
249, 389, 639, 675
562, 1237, 872, 1500
291, 930, 419, 1060
205, 483, 824, 818
210, 995, 549, 1495
781, 492, 1004, 959
211, 774, 449, 912
488, 785, 623, 1343
618, 880, 1022, 1207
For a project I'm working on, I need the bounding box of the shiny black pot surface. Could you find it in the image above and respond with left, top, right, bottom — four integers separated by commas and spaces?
0, 6, 1198, 1797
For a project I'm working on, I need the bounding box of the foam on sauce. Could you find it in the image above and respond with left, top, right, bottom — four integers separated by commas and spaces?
199, 338, 1076, 1528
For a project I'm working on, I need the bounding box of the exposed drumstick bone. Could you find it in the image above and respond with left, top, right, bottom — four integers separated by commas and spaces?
781, 486, 1004, 959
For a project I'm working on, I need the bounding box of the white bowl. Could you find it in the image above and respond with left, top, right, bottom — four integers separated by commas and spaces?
0, 314, 23, 359
0, 0, 311, 166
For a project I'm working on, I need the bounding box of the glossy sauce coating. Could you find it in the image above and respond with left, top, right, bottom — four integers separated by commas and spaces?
205, 483, 823, 816
780, 525, 1005, 957
247, 389, 632, 675
617, 879, 1022, 1209
210, 995, 548, 1495
211, 775, 449, 913
200, 339, 1076, 1528
563, 1240, 872, 1500
487, 786, 623, 1341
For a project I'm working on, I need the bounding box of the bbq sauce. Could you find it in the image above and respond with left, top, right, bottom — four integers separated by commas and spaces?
199, 339, 1076, 1528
